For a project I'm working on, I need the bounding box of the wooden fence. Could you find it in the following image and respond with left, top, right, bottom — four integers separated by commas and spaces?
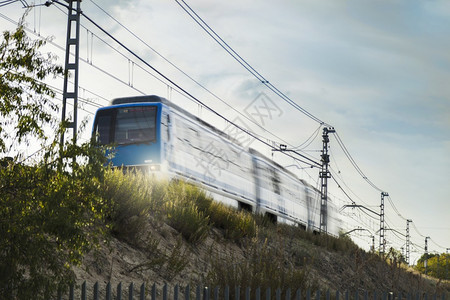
57, 282, 447, 300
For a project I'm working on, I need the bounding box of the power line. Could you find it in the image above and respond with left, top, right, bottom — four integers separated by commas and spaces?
333, 131, 384, 192
386, 195, 407, 221
174, 0, 328, 126
0, 0, 28, 8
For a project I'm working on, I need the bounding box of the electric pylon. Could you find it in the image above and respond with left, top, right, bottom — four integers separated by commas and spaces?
319, 127, 335, 234
60, 0, 81, 148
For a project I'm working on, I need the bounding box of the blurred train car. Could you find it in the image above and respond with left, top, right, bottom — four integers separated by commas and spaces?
92, 95, 342, 236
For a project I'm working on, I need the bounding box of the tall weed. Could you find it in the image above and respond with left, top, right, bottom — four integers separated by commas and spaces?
163, 181, 210, 244
206, 238, 318, 298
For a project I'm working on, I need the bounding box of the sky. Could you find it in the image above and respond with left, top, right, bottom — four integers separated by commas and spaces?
1, 0, 449, 263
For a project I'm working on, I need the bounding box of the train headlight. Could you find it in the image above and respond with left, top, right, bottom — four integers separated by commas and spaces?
148, 164, 160, 172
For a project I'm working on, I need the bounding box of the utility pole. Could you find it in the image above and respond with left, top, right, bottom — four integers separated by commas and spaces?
379, 192, 388, 257
425, 236, 430, 275
60, 0, 81, 149
406, 219, 412, 265
446, 248, 449, 281
319, 127, 335, 234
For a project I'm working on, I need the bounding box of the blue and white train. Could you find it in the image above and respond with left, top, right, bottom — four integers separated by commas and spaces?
92, 95, 342, 236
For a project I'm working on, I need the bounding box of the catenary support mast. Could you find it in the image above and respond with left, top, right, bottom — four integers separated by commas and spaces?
406, 219, 412, 265
379, 192, 388, 257
60, 0, 81, 147
319, 127, 335, 234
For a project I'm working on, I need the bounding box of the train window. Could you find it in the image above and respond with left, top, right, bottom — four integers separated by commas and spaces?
93, 109, 113, 145
167, 115, 171, 141
114, 106, 157, 145
271, 167, 281, 195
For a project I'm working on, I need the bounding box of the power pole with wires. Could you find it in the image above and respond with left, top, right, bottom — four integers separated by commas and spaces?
319, 127, 335, 234
60, 0, 81, 149
425, 236, 430, 275
379, 192, 388, 257
406, 219, 412, 265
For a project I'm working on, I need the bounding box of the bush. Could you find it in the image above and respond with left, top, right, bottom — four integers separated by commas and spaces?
163, 181, 210, 244
0, 144, 109, 299
103, 168, 167, 242
208, 201, 256, 241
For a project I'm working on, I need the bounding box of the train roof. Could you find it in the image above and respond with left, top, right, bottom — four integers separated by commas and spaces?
111, 95, 167, 105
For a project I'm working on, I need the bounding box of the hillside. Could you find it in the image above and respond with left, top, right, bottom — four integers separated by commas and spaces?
72, 169, 449, 298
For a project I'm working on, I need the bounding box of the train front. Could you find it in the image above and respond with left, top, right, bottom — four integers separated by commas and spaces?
92, 99, 165, 174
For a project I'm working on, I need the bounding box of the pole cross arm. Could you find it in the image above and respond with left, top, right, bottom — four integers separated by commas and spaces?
343, 228, 373, 236
340, 204, 380, 216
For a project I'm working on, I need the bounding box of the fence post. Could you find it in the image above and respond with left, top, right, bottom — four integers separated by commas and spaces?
151, 283, 156, 300
355, 290, 359, 300
129, 282, 134, 300
316, 290, 321, 300
196, 285, 201, 300
175, 284, 179, 300
296, 289, 301, 300
81, 281, 87, 300
117, 282, 122, 300
203, 286, 210, 300
214, 286, 219, 300
266, 287, 271, 300
106, 282, 111, 300
345, 290, 349, 300
256, 287, 261, 300
93, 282, 99, 300
69, 284, 74, 300
276, 288, 281, 300
185, 284, 190, 300
327, 290, 330, 300
235, 286, 240, 300
140, 283, 145, 300
224, 286, 229, 300
336, 290, 339, 300
245, 287, 251, 300
163, 283, 168, 300
286, 288, 291, 300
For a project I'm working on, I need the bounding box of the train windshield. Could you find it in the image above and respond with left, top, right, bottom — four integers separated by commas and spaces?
94, 106, 157, 145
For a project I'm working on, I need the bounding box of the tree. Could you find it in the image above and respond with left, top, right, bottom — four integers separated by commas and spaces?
0, 15, 109, 299
415, 253, 449, 280
0, 13, 63, 156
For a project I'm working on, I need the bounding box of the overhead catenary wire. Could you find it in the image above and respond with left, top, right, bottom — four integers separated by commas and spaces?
174, 0, 328, 127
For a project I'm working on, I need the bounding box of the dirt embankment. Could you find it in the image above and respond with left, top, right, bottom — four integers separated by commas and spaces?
73, 216, 449, 297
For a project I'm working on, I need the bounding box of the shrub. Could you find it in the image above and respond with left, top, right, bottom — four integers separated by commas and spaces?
163, 181, 210, 244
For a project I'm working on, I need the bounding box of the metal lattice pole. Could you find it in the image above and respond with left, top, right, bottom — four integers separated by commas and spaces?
319, 127, 335, 234
60, 0, 81, 148
406, 219, 412, 265
379, 192, 388, 257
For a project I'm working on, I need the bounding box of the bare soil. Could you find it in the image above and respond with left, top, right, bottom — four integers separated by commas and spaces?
73, 215, 449, 298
